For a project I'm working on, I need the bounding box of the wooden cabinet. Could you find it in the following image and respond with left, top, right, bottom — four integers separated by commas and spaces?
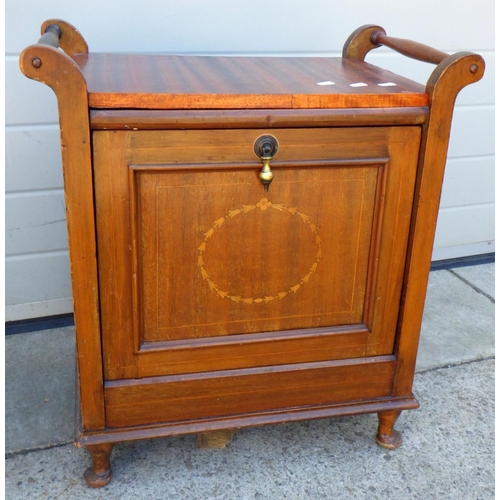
20, 21, 484, 487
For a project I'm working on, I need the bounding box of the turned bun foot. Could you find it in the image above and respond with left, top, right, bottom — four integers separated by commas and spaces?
84, 466, 113, 488
376, 410, 403, 449
376, 428, 403, 449
84, 443, 114, 488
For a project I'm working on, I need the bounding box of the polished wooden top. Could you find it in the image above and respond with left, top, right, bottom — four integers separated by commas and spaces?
73, 54, 427, 110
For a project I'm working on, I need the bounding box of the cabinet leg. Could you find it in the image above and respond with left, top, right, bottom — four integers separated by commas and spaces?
83, 443, 114, 488
376, 410, 403, 449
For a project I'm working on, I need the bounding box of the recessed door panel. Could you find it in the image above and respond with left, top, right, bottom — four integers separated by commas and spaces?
133, 163, 378, 341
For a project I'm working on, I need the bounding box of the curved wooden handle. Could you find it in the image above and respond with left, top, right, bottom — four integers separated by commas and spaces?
370, 31, 448, 65
40, 19, 89, 58
37, 24, 62, 48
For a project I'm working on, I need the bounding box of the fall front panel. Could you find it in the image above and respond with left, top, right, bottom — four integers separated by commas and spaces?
93, 127, 420, 379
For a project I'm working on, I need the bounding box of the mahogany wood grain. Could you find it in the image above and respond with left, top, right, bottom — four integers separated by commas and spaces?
370, 31, 448, 65
135, 326, 371, 377
376, 410, 403, 449
73, 54, 427, 110
136, 163, 375, 340
365, 126, 421, 355
93, 127, 419, 380
104, 357, 396, 428
393, 52, 485, 396
77, 395, 419, 447
19, 44, 105, 430
90, 108, 428, 131
20, 21, 485, 486
92, 136, 138, 380
343, 25, 385, 61
344, 25, 448, 65
83, 443, 114, 488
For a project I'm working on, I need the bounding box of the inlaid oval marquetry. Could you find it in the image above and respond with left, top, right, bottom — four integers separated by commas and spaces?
198, 198, 322, 304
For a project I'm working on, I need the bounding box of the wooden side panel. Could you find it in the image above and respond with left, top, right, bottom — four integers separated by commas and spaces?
393, 53, 485, 396
20, 45, 106, 430
105, 357, 396, 428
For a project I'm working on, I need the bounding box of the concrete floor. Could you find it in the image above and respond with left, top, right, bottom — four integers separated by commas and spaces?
5, 263, 495, 499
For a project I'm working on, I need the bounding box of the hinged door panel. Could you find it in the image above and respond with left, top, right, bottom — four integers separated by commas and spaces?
93, 127, 420, 380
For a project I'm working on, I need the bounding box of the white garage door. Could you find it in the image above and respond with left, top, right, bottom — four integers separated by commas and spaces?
5, 1, 494, 320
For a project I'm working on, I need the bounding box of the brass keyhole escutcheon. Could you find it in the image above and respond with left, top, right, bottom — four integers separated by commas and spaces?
254, 135, 279, 191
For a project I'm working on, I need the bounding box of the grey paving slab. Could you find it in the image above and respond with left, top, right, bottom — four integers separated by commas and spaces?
451, 262, 495, 300
4, 264, 495, 456
5, 359, 494, 500
416, 269, 495, 372
5, 327, 76, 453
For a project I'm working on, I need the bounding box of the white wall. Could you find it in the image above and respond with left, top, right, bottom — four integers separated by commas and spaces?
5, 1, 494, 320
